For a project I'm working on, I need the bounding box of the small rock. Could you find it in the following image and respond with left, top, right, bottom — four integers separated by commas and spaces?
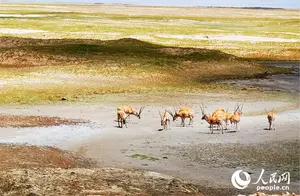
61, 97, 67, 101
141, 164, 148, 166
163, 156, 168, 159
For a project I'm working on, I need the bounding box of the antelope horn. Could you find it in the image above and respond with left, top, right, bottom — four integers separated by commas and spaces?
166, 109, 174, 117
265, 108, 268, 114
200, 103, 205, 115
234, 103, 239, 113
158, 109, 162, 118
141, 106, 145, 112
173, 107, 177, 114
125, 113, 130, 120
240, 102, 244, 112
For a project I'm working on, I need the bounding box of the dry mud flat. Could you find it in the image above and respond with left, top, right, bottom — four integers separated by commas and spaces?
0, 144, 297, 196
0, 168, 201, 196
0, 144, 201, 196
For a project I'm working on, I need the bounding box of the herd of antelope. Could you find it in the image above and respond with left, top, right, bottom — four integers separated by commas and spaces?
116, 104, 276, 133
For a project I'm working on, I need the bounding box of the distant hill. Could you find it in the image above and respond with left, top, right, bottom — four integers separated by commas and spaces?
92, 3, 287, 9
200, 6, 285, 10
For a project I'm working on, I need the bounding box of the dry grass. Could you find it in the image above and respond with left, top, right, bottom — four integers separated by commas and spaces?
0, 4, 298, 104
0, 37, 289, 105
0, 144, 94, 171
0, 3, 299, 61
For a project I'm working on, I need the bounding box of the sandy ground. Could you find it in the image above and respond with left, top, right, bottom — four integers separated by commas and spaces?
0, 99, 299, 195
0, 62, 299, 195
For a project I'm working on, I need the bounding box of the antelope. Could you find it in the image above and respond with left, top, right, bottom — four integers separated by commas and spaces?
265, 108, 275, 130
117, 105, 146, 119
212, 108, 232, 130
229, 103, 243, 132
166, 108, 194, 127
200, 104, 224, 134
158, 110, 171, 130
117, 110, 129, 128
224, 111, 233, 130
212, 108, 225, 115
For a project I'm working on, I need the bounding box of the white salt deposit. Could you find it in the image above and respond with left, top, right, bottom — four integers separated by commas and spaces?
0, 28, 47, 34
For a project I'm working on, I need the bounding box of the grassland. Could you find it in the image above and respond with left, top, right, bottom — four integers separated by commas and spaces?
0, 3, 299, 105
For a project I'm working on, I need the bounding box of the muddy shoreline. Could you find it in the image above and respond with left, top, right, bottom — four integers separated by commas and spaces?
224, 61, 299, 94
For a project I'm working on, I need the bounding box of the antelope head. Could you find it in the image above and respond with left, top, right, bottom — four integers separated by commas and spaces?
265, 108, 269, 114
166, 109, 176, 121
200, 103, 208, 120
136, 106, 146, 119
238, 102, 244, 115
173, 108, 181, 121
233, 102, 243, 115
265, 108, 275, 115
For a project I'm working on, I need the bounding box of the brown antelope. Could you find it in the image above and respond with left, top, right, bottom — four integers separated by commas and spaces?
117, 110, 129, 128
229, 103, 243, 132
117, 105, 146, 119
265, 108, 275, 130
200, 104, 224, 134
212, 108, 225, 115
224, 111, 233, 130
158, 110, 171, 130
211, 107, 237, 130
166, 108, 194, 127
211, 108, 230, 129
